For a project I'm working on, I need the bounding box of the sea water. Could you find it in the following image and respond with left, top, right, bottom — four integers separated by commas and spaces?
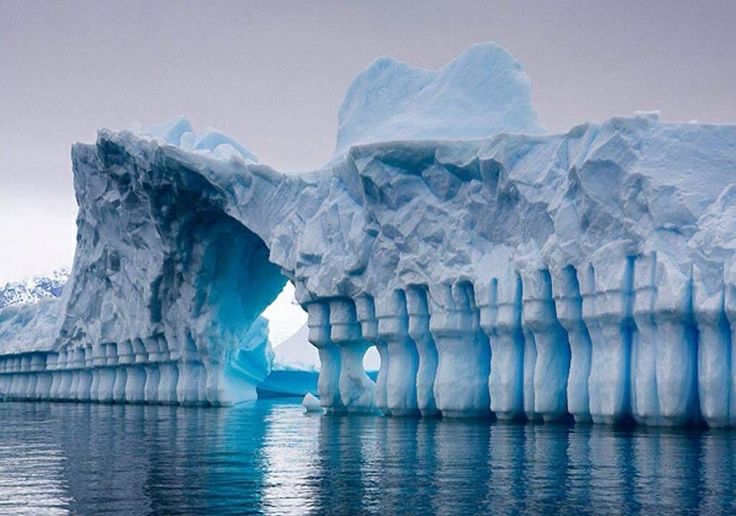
0, 400, 733, 514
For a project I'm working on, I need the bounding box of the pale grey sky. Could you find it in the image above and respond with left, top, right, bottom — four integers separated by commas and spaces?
1, 0, 735, 282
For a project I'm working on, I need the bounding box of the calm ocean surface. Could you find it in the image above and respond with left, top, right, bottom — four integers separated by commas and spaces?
0, 399, 734, 515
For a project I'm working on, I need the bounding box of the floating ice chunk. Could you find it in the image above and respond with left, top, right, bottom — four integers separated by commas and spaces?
302, 392, 323, 413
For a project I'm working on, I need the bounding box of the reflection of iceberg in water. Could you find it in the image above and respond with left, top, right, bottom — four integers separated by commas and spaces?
3, 401, 736, 513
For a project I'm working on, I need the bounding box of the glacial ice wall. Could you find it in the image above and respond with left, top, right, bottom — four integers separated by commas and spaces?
2, 43, 736, 427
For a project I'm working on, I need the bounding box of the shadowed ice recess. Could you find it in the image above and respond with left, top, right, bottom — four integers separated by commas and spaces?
2, 42, 736, 427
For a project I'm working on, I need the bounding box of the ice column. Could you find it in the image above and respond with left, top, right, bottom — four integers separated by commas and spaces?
481, 273, 525, 420
307, 302, 343, 412
522, 269, 570, 422
406, 286, 439, 416
551, 266, 592, 422
89, 344, 105, 402
355, 295, 390, 414
122, 340, 145, 402
68, 348, 82, 400
143, 337, 162, 403
112, 342, 128, 402
23, 356, 36, 400
723, 260, 736, 427
633, 256, 698, 426
157, 337, 179, 404
376, 290, 419, 416
0, 358, 10, 397
631, 254, 660, 425
429, 282, 490, 417
57, 350, 73, 400
695, 265, 732, 427
330, 298, 375, 413
8, 358, 20, 399
581, 258, 634, 424
35, 353, 53, 400
49, 351, 63, 400
96, 343, 116, 402
176, 335, 206, 405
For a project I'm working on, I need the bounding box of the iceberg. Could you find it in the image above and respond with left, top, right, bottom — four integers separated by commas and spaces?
1, 43, 736, 427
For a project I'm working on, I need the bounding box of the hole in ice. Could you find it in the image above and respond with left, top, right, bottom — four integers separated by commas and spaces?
262, 283, 316, 371
363, 346, 380, 375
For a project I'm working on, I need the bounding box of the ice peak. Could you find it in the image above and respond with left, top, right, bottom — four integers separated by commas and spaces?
335, 41, 545, 157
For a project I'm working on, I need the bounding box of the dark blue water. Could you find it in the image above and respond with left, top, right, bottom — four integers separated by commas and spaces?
0, 400, 734, 515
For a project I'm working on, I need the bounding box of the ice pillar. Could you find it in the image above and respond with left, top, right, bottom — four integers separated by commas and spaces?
429, 282, 490, 417
176, 335, 206, 405
355, 295, 390, 415
157, 337, 179, 404
330, 298, 375, 413
95, 343, 116, 402
480, 273, 524, 420
376, 290, 419, 416
632, 255, 698, 426
581, 258, 634, 424
34, 353, 53, 400
551, 266, 592, 423
631, 254, 661, 425
522, 269, 570, 422
406, 286, 439, 416
307, 302, 343, 413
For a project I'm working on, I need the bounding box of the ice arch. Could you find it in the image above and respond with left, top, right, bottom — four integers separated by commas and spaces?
46, 133, 294, 406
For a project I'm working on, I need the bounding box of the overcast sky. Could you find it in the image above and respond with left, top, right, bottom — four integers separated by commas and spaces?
1, 0, 735, 283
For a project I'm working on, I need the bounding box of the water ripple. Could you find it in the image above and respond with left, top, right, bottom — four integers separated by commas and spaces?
0, 401, 734, 514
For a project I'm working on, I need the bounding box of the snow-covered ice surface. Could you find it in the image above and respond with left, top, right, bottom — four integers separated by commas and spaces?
2, 43, 736, 426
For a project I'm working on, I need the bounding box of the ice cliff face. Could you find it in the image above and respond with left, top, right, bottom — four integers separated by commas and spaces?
2, 43, 736, 426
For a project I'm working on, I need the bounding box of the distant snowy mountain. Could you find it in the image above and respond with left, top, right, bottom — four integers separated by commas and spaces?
0, 269, 69, 309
